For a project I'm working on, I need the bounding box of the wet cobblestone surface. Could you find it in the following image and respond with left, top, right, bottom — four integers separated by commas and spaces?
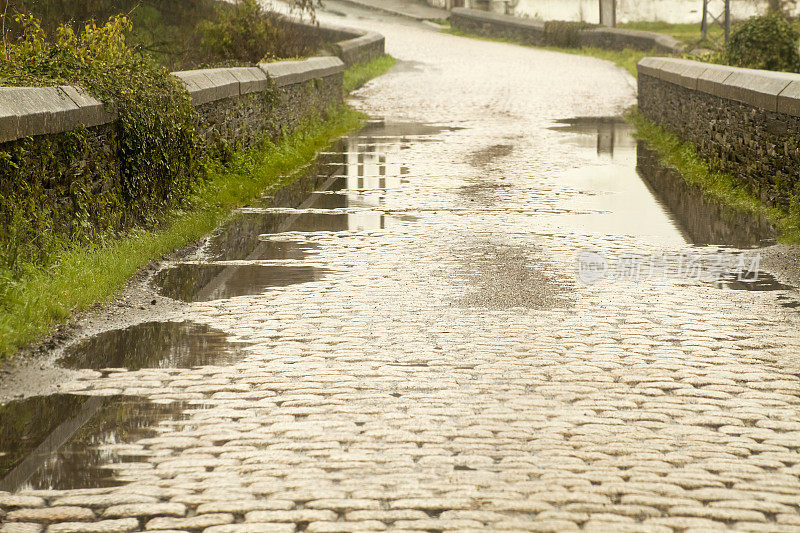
3, 7, 800, 533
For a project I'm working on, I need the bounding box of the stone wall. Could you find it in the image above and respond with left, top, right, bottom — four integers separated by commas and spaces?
451, 8, 546, 45
638, 57, 800, 211
283, 19, 386, 67
173, 58, 345, 155
0, 23, 383, 263
450, 7, 686, 53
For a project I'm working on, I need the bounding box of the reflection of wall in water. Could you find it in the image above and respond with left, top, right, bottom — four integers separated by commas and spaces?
343, 135, 403, 191
337, 130, 406, 229
562, 119, 776, 247
596, 122, 616, 157
552, 118, 636, 159
634, 143, 776, 248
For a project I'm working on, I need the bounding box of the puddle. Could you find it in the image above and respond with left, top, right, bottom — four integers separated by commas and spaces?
550, 117, 777, 248
58, 321, 246, 370
205, 211, 321, 261
714, 271, 795, 292
263, 157, 346, 209
355, 119, 462, 138
0, 395, 181, 491
637, 144, 776, 248
156, 119, 443, 302
550, 117, 636, 162
154, 264, 331, 302
387, 59, 427, 74
208, 119, 441, 261
248, 211, 393, 233
305, 191, 350, 209
777, 294, 800, 308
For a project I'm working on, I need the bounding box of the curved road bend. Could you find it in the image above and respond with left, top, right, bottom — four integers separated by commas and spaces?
3, 5, 800, 533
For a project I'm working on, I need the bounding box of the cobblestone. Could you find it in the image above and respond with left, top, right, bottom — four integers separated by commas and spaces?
45, 520, 139, 533
7, 508, 95, 523
144, 515, 234, 530
102, 504, 186, 519
0, 524, 44, 533
1, 3, 800, 533
0, 496, 47, 509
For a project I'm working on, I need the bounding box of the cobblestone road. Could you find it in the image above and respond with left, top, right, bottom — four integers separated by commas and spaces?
3, 7, 800, 533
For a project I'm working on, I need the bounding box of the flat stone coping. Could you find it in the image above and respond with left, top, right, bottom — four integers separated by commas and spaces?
335, 0, 448, 21
0, 18, 381, 142
451, 8, 544, 31
337, 31, 385, 57
450, 8, 684, 53
638, 57, 800, 115
260, 56, 345, 88
0, 86, 116, 143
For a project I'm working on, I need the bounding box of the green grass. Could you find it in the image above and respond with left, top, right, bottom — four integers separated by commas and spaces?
620, 21, 723, 49
629, 111, 800, 244
343, 54, 397, 93
443, 27, 648, 77
0, 106, 364, 359
0, 55, 398, 360
428, 18, 451, 27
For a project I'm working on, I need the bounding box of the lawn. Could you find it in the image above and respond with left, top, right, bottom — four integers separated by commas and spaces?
620, 21, 725, 48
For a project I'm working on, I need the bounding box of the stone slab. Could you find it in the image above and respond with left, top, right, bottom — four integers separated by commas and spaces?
200, 69, 241, 100
654, 58, 708, 90
228, 67, 270, 95
777, 80, 800, 116
337, 32, 385, 65
452, 8, 681, 53
58, 86, 116, 128
172, 69, 237, 106
0, 86, 116, 141
451, 8, 544, 32
723, 69, 796, 112
637, 57, 669, 79
645, 57, 800, 112
696, 64, 735, 98
0, 97, 21, 143
0, 87, 75, 141
260, 57, 345, 88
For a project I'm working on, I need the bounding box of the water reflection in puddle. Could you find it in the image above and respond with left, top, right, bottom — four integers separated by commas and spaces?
0, 395, 182, 491
550, 117, 777, 248
58, 321, 246, 370
249, 211, 395, 233
155, 264, 331, 302
551, 117, 636, 163
636, 146, 776, 249
155, 119, 444, 303
714, 271, 795, 292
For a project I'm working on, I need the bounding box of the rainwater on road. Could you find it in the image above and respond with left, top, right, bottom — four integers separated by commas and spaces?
2, 5, 800, 532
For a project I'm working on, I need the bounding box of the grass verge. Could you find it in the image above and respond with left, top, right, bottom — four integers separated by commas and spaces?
0, 106, 363, 359
0, 55, 397, 360
619, 21, 722, 49
628, 111, 800, 244
343, 54, 397, 93
442, 27, 647, 77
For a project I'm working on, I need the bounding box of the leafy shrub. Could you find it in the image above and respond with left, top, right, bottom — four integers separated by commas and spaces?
0, 14, 198, 271
722, 12, 800, 72
1, 0, 318, 70
543, 21, 591, 48
198, 0, 314, 63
